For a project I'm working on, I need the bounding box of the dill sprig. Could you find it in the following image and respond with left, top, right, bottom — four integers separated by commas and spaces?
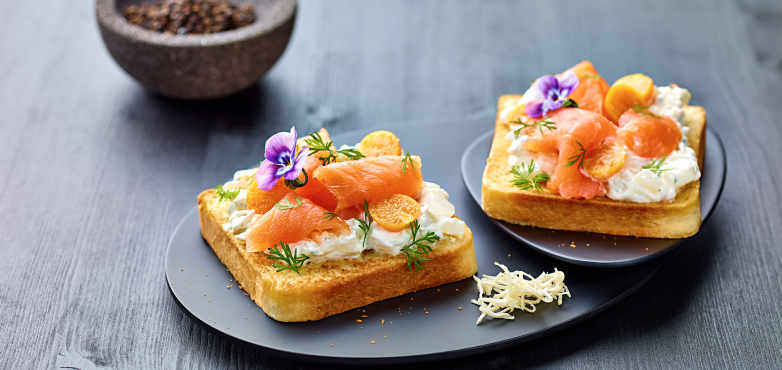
267, 242, 309, 275
304, 132, 365, 165
631, 105, 663, 120
214, 184, 240, 203
565, 141, 587, 168
402, 151, 417, 173
400, 220, 440, 272
357, 200, 373, 248
511, 116, 557, 137
274, 197, 302, 210
322, 211, 338, 220
510, 160, 550, 191
643, 157, 673, 176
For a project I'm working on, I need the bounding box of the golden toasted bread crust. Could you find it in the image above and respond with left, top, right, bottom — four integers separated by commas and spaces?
198, 190, 477, 322
480, 95, 706, 238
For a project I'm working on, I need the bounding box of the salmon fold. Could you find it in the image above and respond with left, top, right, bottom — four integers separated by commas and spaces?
313, 155, 423, 211
245, 193, 350, 253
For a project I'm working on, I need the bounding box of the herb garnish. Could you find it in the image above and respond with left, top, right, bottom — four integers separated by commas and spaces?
274, 197, 302, 210
511, 116, 557, 137
282, 168, 308, 190
214, 184, 240, 203
582, 74, 601, 80
564, 141, 587, 168
322, 211, 338, 220
643, 157, 672, 176
400, 220, 440, 272
357, 200, 373, 248
304, 132, 365, 165
510, 160, 550, 191
561, 99, 579, 108
267, 242, 309, 275
631, 105, 663, 120
402, 151, 416, 173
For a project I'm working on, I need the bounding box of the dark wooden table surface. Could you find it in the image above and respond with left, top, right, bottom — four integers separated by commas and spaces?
2, 0, 782, 368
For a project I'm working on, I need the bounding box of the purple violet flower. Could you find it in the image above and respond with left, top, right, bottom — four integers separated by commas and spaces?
256, 127, 310, 191
524, 71, 580, 118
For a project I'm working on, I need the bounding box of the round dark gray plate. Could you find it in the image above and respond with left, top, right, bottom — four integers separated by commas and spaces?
166, 119, 668, 365
461, 128, 726, 267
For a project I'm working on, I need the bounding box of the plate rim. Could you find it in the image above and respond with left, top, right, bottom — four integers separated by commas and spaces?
460, 126, 728, 267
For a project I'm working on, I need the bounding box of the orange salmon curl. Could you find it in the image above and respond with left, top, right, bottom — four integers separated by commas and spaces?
617, 109, 682, 158
313, 155, 423, 212
522, 108, 617, 200
245, 193, 350, 253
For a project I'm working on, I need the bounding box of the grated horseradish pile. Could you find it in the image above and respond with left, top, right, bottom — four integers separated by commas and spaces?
472, 262, 570, 325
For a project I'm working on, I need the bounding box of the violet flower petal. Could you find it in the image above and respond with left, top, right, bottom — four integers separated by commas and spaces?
283, 146, 310, 181
525, 100, 545, 118
264, 127, 297, 165
541, 99, 564, 116
557, 71, 580, 98
532, 75, 559, 99
256, 160, 283, 190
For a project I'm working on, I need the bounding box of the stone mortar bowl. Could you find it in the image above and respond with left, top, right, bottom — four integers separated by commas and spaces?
97, 0, 296, 99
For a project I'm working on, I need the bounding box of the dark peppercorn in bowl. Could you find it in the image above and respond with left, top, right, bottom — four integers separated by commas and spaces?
123, 0, 257, 35
97, 0, 296, 99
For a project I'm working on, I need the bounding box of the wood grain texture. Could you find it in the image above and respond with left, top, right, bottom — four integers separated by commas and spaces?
1, 0, 781, 368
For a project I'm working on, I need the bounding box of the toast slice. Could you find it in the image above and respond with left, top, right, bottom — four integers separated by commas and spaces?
198, 189, 478, 322
481, 95, 707, 239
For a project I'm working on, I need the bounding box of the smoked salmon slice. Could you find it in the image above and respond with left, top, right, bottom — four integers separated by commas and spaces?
335, 205, 364, 221
560, 61, 610, 116
245, 193, 350, 253
294, 156, 339, 211
522, 108, 617, 199
617, 109, 682, 158
313, 155, 423, 211
246, 177, 291, 215
247, 156, 338, 214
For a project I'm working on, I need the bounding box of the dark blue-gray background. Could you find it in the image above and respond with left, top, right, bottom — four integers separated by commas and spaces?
1, 0, 780, 368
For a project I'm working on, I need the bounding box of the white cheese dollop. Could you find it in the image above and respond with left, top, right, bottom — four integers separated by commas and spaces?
222, 169, 258, 240
650, 85, 691, 125
221, 167, 465, 259
606, 85, 700, 202
649, 85, 692, 141
289, 182, 466, 262
607, 144, 701, 202
288, 219, 365, 260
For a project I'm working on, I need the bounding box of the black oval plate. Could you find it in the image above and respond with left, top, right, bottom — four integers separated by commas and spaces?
461, 128, 726, 267
166, 119, 667, 365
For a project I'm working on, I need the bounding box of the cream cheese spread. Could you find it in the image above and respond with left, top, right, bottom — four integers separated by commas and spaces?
290, 182, 465, 262
221, 171, 466, 262
505, 129, 557, 176
649, 85, 692, 141
606, 143, 700, 202
222, 169, 258, 240
502, 83, 701, 203
606, 85, 700, 202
